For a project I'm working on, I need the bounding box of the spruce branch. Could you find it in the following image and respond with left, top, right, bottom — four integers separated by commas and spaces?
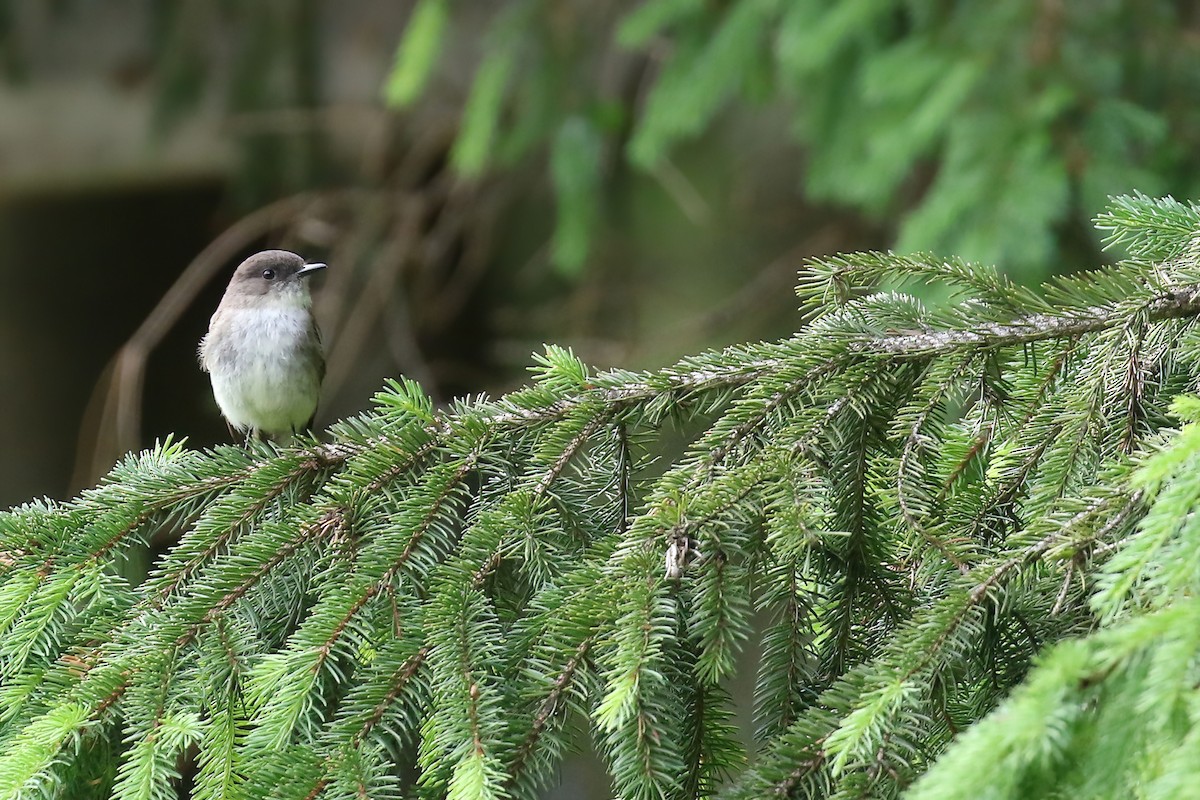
7, 197, 1200, 798
192, 508, 346, 634
896, 354, 979, 574
746, 486, 1145, 797
145, 453, 330, 607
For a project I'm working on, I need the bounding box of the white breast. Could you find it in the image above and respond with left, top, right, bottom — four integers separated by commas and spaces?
204, 306, 321, 436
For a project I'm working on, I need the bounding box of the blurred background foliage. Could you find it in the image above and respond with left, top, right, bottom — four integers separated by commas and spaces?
397, 0, 1200, 277
1, 0, 1199, 508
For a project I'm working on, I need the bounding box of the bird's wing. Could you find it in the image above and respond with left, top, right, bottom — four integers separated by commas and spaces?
301, 318, 325, 433
312, 319, 326, 384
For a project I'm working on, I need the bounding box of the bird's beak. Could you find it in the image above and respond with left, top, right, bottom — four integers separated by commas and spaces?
297, 263, 327, 279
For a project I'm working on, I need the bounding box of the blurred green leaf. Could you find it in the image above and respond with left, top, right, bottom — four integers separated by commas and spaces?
550, 116, 603, 275
617, 0, 706, 48
451, 1, 540, 177
897, 120, 1069, 271
383, 0, 449, 108
452, 46, 517, 177
629, 0, 776, 169
775, 0, 889, 79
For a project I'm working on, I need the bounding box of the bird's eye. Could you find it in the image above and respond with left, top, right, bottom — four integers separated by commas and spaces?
262, 269, 275, 280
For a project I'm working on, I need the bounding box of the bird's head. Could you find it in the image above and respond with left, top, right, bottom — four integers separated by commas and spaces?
225, 250, 327, 308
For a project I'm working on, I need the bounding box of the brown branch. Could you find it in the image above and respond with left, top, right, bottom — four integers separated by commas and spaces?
969, 490, 1144, 605
505, 637, 594, 789
773, 737, 829, 796
532, 412, 612, 499
352, 646, 430, 745
158, 279, 1193, 489
321, 205, 424, 402
465, 412, 611, 590
300, 779, 328, 800
38, 456, 280, 577
707, 360, 842, 474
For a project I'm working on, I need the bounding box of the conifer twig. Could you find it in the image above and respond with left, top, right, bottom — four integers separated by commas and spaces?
863, 286, 1200, 356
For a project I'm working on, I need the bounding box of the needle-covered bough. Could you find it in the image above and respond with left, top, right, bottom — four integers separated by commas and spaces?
3, 194, 1200, 800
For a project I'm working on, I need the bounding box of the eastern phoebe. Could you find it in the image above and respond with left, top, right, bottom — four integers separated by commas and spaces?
199, 250, 326, 443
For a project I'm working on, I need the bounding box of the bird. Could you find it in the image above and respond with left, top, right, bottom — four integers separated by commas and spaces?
199, 250, 326, 443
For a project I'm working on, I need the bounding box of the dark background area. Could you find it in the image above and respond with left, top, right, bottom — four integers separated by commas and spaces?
0, 180, 224, 502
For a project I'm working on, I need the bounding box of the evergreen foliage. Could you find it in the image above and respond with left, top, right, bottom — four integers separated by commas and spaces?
7, 194, 1200, 797
386, 0, 1199, 274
